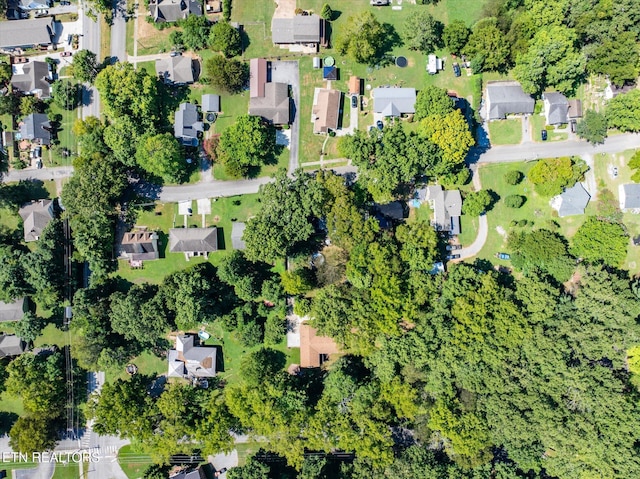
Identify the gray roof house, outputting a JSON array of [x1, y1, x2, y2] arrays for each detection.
[[619, 184, 640, 212], [271, 14, 324, 45], [0, 335, 26, 358], [19, 113, 51, 145], [174, 103, 203, 146], [167, 335, 216, 378], [120, 230, 160, 261], [19, 199, 55, 242], [0, 17, 54, 50], [202, 93, 220, 113], [554, 183, 590, 217], [156, 55, 195, 84], [372, 88, 416, 117], [485, 81, 535, 120], [249, 82, 290, 125], [149, 0, 202, 23], [170, 468, 205, 479], [543, 92, 569, 125], [10, 61, 52, 99], [0, 298, 27, 322], [231, 222, 246, 250], [426, 185, 462, 235], [169, 227, 218, 259]]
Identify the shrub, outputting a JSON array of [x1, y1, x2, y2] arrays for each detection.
[[504, 170, 523, 185], [505, 195, 525, 208]]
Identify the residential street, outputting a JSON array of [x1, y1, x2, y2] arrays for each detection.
[[80, 5, 101, 119], [110, 0, 128, 63], [158, 177, 274, 202]]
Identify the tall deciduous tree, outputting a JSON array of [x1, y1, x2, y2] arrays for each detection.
[[463, 18, 510, 72], [576, 109, 607, 144], [217, 115, 276, 178], [204, 55, 248, 94], [402, 12, 443, 54], [420, 109, 474, 169], [209, 21, 242, 57], [71, 49, 100, 83], [443, 19, 470, 55], [414, 86, 454, 121], [335, 11, 387, 65], [179, 14, 211, 51], [52, 80, 80, 110], [571, 217, 628, 266], [606, 90, 640, 133], [135, 133, 186, 184]]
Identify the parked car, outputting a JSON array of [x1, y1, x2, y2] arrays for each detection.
[[445, 254, 460, 260], [541, 129, 548, 141], [34, 146, 42, 158], [351, 95, 358, 108], [570, 120, 576, 133], [446, 244, 462, 251], [496, 252, 511, 260], [60, 1, 71, 4], [452, 62, 461, 77], [612, 167, 618, 178], [170, 51, 182, 57], [60, 51, 72, 57], [376, 120, 384, 130]]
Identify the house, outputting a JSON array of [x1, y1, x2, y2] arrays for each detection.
[[485, 81, 535, 120], [300, 323, 339, 368], [10, 61, 52, 99], [322, 66, 337, 81], [19, 113, 51, 145], [0, 17, 54, 50], [18, 0, 49, 10], [370, 0, 390, 5], [120, 229, 160, 261], [167, 335, 216, 378], [19, 199, 54, 242], [426, 186, 462, 235], [149, 0, 202, 23], [169, 227, 218, 259], [0, 335, 26, 358], [271, 14, 325, 47], [174, 103, 203, 146], [202, 93, 220, 113], [372, 87, 417, 117], [249, 58, 268, 98], [568, 99, 583, 119], [312, 88, 341, 134], [619, 184, 640, 212], [348, 76, 361, 96], [0, 298, 27, 323], [553, 183, 590, 217], [155, 55, 195, 84], [248, 59, 290, 125], [231, 222, 246, 250], [372, 201, 406, 229], [542, 92, 569, 125]]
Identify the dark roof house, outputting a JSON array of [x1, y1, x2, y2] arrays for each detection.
[[19, 199, 54, 242], [0, 335, 26, 358], [174, 103, 203, 146], [0, 17, 54, 50], [231, 222, 246, 250], [426, 186, 462, 235], [202, 93, 220, 113], [568, 99, 583, 119], [149, 0, 202, 23], [555, 183, 590, 217], [167, 335, 216, 378], [485, 81, 535, 120], [169, 227, 218, 259], [271, 14, 324, 45], [10, 61, 51, 99], [323, 66, 337, 81], [19, 113, 51, 145], [619, 184, 640, 211], [156, 55, 195, 84], [0, 298, 27, 323], [120, 230, 160, 261], [312, 88, 341, 134], [372, 87, 416, 117], [249, 82, 290, 125], [542, 92, 569, 125]]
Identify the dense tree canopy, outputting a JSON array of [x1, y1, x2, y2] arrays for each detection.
[[70, 49, 100, 83], [576, 109, 608, 144], [571, 217, 628, 266], [414, 86, 454, 121], [402, 12, 443, 54], [204, 56, 248, 94], [135, 133, 186, 184], [527, 156, 588, 196], [209, 21, 242, 57], [335, 12, 388, 65], [607, 90, 640, 133], [443, 19, 470, 55]]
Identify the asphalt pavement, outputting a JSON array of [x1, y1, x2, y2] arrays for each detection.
[[110, 0, 128, 63], [80, 4, 101, 119]]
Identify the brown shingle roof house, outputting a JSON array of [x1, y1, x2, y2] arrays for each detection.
[[167, 335, 216, 378], [300, 323, 340, 368], [169, 227, 218, 259], [312, 88, 341, 134]]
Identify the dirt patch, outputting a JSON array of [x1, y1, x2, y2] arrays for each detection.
[[273, 0, 296, 19], [137, 16, 176, 52]]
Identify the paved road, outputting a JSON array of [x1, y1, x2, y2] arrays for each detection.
[[2, 166, 74, 183], [110, 0, 128, 63], [13, 460, 54, 479], [158, 177, 273, 202], [270, 61, 300, 173], [475, 132, 640, 163], [80, 5, 101, 119]]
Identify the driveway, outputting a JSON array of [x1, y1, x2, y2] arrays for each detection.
[[14, 461, 54, 479], [270, 61, 300, 173], [273, 0, 296, 18]]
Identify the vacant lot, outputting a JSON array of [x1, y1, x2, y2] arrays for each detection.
[[489, 118, 522, 145]]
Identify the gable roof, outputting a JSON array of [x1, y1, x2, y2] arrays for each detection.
[[11, 61, 51, 99], [121, 230, 160, 260], [375, 201, 406, 220], [169, 227, 218, 253], [0, 298, 27, 322], [19, 113, 51, 145], [323, 66, 337, 80], [202, 93, 220, 112], [168, 335, 216, 377], [156, 56, 194, 84], [619, 184, 640, 210], [543, 92, 569, 125], [149, 0, 202, 23], [372, 88, 416, 116], [250, 58, 268, 98], [271, 15, 322, 44], [249, 82, 290, 124], [0, 335, 26, 358], [348, 76, 361, 96], [568, 99, 583, 119], [19, 199, 54, 242], [174, 103, 203, 141], [312, 88, 341, 134], [557, 183, 590, 217], [300, 323, 339, 368], [485, 81, 535, 120], [0, 17, 53, 49], [427, 186, 462, 234], [231, 222, 246, 250]]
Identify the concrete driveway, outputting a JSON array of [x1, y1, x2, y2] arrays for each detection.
[[270, 61, 300, 173]]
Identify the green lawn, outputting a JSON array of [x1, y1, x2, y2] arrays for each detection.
[[34, 324, 70, 348], [133, 21, 179, 56], [135, 60, 156, 73], [0, 389, 24, 416], [47, 100, 79, 167], [530, 114, 569, 142], [488, 118, 522, 145], [208, 90, 250, 136], [52, 463, 82, 479], [0, 206, 22, 232], [117, 445, 155, 479], [236, 442, 260, 466]]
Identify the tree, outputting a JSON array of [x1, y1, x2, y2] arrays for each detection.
[[576, 109, 608, 144], [0, 62, 12, 85], [209, 21, 242, 57], [462, 190, 492, 216], [179, 14, 211, 51], [0, 93, 19, 116], [335, 12, 387, 65], [0, 245, 30, 302], [586, 32, 640, 87], [413, 86, 454, 121], [204, 55, 248, 94], [71, 49, 100, 83], [508, 229, 575, 282], [280, 268, 315, 295], [217, 115, 276, 177], [463, 18, 510, 72], [571, 217, 628, 266], [504, 195, 525, 208], [227, 457, 270, 479], [9, 416, 57, 454], [20, 96, 41, 116], [528, 156, 588, 196], [240, 347, 286, 386], [420, 109, 474, 169], [629, 150, 640, 183], [14, 312, 47, 344], [443, 19, 470, 55], [135, 133, 186, 183], [606, 90, 640, 132], [504, 170, 523, 185], [52, 80, 81, 110], [104, 116, 142, 166], [320, 3, 333, 21], [402, 12, 443, 54]]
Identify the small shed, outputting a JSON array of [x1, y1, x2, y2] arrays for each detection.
[[202, 94, 220, 113], [323, 66, 338, 81], [2, 131, 13, 148], [231, 222, 246, 250], [313, 57, 321, 69], [348, 76, 361, 96], [427, 54, 437, 74]]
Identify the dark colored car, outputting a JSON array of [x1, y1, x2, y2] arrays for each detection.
[[446, 245, 462, 251], [570, 120, 576, 133], [60, 1, 71, 4], [351, 95, 358, 108], [453, 62, 461, 77], [170, 51, 182, 57], [376, 120, 384, 130], [34, 146, 42, 158], [445, 254, 460, 260], [541, 129, 548, 141], [496, 253, 511, 260]]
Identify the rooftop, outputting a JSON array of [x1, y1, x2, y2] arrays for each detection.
[[271, 14, 322, 44], [372, 87, 416, 116], [249, 82, 290, 125], [19, 199, 54, 242], [156, 55, 195, 84], [485, 81, 535, 120], [0, 17, 53, 49], [169, 227, 218, 253], [312, 88, 341, 134]]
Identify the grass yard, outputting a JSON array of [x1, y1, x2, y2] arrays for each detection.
[[47, 101, 79, 167], [52, 463, 82, 479], [530, 114, 569, 142], [208, 91, 250, 135], [488, 118, 522, 145], [0, 206, 22, 232], [236, 442, 260, 466], [100, 16, 111, 63], [133, 20, 179, 56], [0, 389, 24, 416], [117, 445, 155, 479], [136, 60, 156, 73], [34, 324, 70, 348]]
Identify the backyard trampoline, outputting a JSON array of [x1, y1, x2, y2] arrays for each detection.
[[395, 56, 408, 68]]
